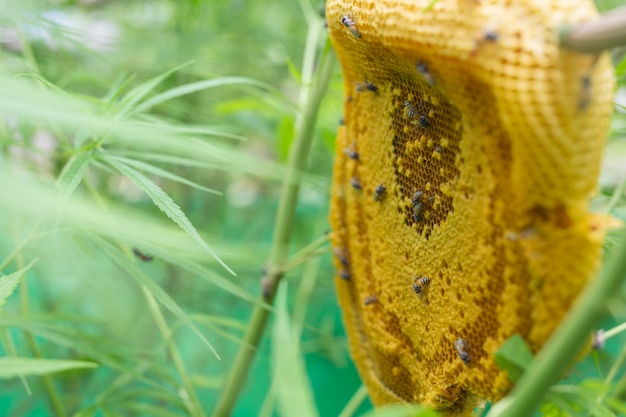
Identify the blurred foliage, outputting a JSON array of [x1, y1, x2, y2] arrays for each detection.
[[0, 0, 624, 417]]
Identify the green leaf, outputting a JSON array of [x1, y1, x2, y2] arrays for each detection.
[[106, 155, 221, 195], [128, 76, 272, 116], [277, 116, 295, 163], [494, 334, 534, 382], [57, 152, 93, 199], [0, 357, 97, 378], [0, 328, 31, 394], [615, 55, 626, 77], [104, 157, 234, 275], [116, 61, 195, 116], [272, 284, 319, 417], [1, 316, 165, 389], [94, 237, 221, 360], [606, 397, 626, 415], [0, 258, 38, 308]]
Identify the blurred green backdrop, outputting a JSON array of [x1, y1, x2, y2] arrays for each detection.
[[0, 0, 625, 417]]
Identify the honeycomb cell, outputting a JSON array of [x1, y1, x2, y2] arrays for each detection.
[[328, 0, 614, 414]]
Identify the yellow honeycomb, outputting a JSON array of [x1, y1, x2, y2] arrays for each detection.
[[327, 0, 615, 414]]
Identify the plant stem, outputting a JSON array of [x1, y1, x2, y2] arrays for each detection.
[[210, 46, 335, 417], [15, 245, 66, 417], [559, 7, 626, 53], [487, 229, 626, 417], [142, 287, 205, 417], [338, 385, 369, 417]]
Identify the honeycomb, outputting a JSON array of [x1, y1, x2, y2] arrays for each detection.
[[327, 0, 615, 414]]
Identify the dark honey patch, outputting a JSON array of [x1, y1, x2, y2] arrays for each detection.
[[390, 78, 462, 237]]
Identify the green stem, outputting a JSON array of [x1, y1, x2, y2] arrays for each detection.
[[338, 385, 368, 417], [210, 47, 335, 417], [142, 287, 205, 417], [282, 233, 329, 272], [559, 7, 626, 53], [487, 229, 626, 417], [604, 320, 626, 340], [606, 175, 626, 214], [16, 251, 66, 417]]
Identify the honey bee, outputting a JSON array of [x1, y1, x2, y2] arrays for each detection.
[[471, 28, 499, 57], [483, 30, 499, 42], [373, 184, 386, 201], [333, 246, 349, 267], [404, 100, 430, 129], [338, 269, 350, 280], [364, 295, 379, 305], [579, 75, 591, 111], [592, 329, 605, 350], [454, 338, 471, 365], [412, 275, 431, 294], [412, 190, 425, 222], [261, 275, 271, 298], [132, 248, 153, 262], [350, 176, 362, 190], [415, 60, 435, 86], [344, 147, 359, 160], [341, 15, 361, 38], [355, 78, 378, 93]]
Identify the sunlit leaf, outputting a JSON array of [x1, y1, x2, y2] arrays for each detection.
[[128, 76, 273, 116], [94, 237, 221, 360], [0, 357, 97, 378], [104, 156, 234, 275], [106, 155, 221, 195], [57, 152, 94, 199], [494, 334, 534, 382], [272, 284, 319, 417], [0, 259, 38, 308], [116, 61, 195, 116]]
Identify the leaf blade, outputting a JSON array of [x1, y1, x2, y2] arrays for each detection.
[[104, 157, 234, 275], [0, 357, 97, 379]]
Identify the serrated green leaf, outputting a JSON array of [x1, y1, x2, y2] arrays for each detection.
[[273, 284, 319, 417], [494, 334, 534, 382], [0, 328, 31, 394], [127, 120, 246, 141], [116, 61, 195, 116], [57, 152, 93, 199], [128, 76, 272, 116], [106, 155, 221, 195], [114, 152, 223, 170], [14, 72, 72, 97], [103, 73, 137, 105], [104, 157, 234, 275], [0, 357, 97, 378], [0, 316, 164, 389], [0, 258, 38, 308], [94, 237, 221, 360]]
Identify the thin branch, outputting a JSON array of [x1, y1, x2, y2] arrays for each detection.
[[487, 229, 626, 417], [559, 7, 626, 53], [210, 45, 336, 417]]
